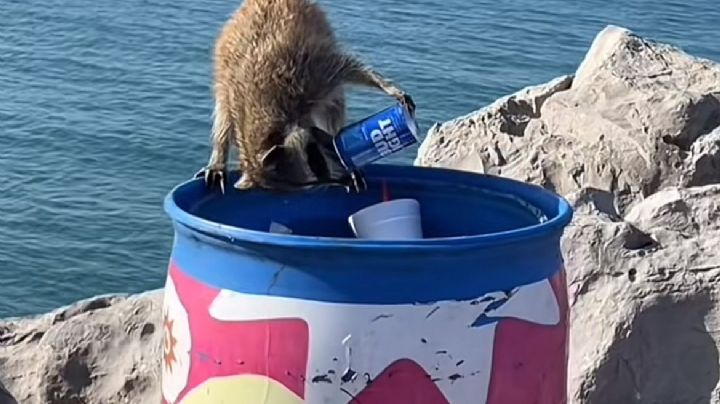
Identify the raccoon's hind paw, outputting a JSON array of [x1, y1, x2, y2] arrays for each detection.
[[233, 173, 255, 191], [194, 165, 227, 194]]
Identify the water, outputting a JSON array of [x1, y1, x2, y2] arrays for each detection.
[[1, 0, 719, 318]]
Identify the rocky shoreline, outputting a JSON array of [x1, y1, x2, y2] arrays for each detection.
[[2, 25, 720, 403]]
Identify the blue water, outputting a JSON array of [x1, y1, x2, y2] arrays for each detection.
[[2, 0, 719, 318]]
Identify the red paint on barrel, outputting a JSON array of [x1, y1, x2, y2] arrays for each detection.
[[353, 359, 450, 404], [168, 262, 310, 400], [485, 268, 569, 404]]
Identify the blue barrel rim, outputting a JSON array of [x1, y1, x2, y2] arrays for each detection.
[[163, 164, 573, 250]]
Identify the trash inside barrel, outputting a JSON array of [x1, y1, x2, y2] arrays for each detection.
[[160, 164, 574, 404]]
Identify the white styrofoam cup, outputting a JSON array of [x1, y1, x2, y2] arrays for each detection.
[[348, 198, 423, 240]]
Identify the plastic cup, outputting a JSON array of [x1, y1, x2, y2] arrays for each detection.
[[349, 199, 423, 240], [268, 221, 293, 235]]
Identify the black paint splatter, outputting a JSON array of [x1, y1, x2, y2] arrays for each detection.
[[425, 306, 440, 318], [341, 368, 357, 383], [448, 373, 463, 382], [364, 372, 373, 385], [484, 297, 509, 313], [311, 374, 332, 384], [371, 314, 394, 322]]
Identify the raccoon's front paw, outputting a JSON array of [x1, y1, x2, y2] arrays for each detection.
[[194, 165, 227, 194], [344, 170, 367, 194], [396, 92, 416, 116]]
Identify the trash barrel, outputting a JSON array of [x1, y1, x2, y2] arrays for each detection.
[[160, 164, 573, 404]]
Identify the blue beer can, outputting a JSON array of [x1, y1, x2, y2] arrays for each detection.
[[334, 103, 419, 170]]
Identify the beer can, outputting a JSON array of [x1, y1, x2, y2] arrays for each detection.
[[334, 103, 419, 170]]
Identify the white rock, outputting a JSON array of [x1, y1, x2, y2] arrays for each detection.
[[418, 26, 720, 215], [0, 292, 162, 404], [414, 75, 573, 176], [565, 185, 720, 403]]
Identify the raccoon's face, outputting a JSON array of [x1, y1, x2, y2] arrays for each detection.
[[259, 126, 348, 192]]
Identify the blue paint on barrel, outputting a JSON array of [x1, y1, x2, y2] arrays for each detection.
[[161, 164, 574, 403]]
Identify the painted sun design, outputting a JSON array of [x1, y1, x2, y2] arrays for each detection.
[[163, 311, 178, 372]]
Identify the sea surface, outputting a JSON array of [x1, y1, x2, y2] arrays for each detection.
[[1, 0, 719, 317]]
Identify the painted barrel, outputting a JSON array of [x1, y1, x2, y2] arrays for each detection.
[[160, 164, 573, 404]]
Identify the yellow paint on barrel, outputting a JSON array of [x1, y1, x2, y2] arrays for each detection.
[[180, 374, 303, 404]]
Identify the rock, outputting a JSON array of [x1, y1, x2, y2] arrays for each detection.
[[417, 25, 720, 403], [565, 185, 720, 403], [416, 25, 720, 215], [415, 75, 573, 176], [685, 126, 720, 187], [0, 292, 162, 404]]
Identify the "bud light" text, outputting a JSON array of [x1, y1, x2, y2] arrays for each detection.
[[370, 118, 404, 157]]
